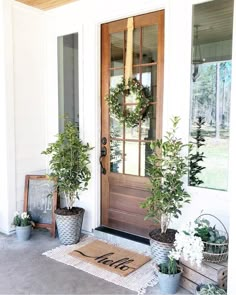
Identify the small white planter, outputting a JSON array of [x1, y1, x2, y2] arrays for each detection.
[[15, 225, 32, 241]]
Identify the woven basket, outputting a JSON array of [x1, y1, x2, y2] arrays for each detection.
[[196, 214, 228, 263]]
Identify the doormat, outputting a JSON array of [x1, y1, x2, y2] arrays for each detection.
[[43, 236, 158, 295], [69, 239, 150, 277]]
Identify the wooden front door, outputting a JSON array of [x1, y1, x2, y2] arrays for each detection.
[[101, 11, 164, 238]]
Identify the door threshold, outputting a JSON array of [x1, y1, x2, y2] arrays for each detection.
[[94, 226, 150, 245]]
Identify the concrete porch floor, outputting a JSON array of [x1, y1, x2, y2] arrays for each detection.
[[0, 229, 191, 295]]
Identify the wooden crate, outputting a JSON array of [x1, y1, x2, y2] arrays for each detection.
[[180, 258, 227, 294]]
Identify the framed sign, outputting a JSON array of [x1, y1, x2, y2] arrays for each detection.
[[24, 175, 57, 237]]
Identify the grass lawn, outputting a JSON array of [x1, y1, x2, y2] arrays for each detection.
[[193, 137, 229, 191]]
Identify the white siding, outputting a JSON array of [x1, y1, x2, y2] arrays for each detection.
[[13, 4, 46, 213], [0, 0, 16, 234]]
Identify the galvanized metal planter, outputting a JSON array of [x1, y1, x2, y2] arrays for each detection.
[[56, 208, 85, 245], [15, 225, 32, 241], [149, 229, 175, 264]]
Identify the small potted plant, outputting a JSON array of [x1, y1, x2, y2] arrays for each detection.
[[194, 214, 228, 263], [195, 284, 227, 295], [140, 116, 191, 263], [13, 211, 34, 241], [155, 256, 182, 294], [42, 120, 93, 245]]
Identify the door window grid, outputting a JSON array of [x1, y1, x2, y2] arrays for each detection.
[[109, 25, 158, 176]]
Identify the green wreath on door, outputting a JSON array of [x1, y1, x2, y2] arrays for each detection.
[[106, 77, 152, 128]]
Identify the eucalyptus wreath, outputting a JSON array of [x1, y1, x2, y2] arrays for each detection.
[[106, 77, 152, 127]]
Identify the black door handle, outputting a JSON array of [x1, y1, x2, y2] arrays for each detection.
[[100, 146, 107, 174]]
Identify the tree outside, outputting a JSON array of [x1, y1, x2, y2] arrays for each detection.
[[190, 61, 231, 190]]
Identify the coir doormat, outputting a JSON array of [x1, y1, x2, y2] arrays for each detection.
[[43, 236, 158, 295], [69, 240, 150, 277]]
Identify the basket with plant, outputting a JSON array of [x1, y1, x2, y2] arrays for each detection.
[[195, 214, 228, 263], [195, 284, 227, 295]]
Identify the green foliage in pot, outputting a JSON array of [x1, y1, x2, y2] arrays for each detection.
[[140, 116, 191, 234], [158, 257, 180, 275], [194, 217, 227, 254], [197, 284, 227, 295], [42, 120, 93, 210], [195, 218, 227, 244], [13, 212, 33, 227]]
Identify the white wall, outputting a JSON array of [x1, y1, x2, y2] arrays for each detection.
[[13, 4, 46, 215], [0, 0, 16, 234]]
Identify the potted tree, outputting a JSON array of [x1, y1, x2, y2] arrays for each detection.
[[42, 120, 93, 245], [140, 116, 191, 263]]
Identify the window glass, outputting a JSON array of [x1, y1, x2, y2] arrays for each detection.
[[189, 0, 233, 190], [57, 33, 78, 132]]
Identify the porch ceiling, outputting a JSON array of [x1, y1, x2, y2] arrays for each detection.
[[194, 0, 233, 44], [15, 0, 233, 45], [15, 0, 79, 10]]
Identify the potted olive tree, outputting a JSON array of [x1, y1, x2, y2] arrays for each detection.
[[140, 116, 191, 263], [42, 120, 93, 245]]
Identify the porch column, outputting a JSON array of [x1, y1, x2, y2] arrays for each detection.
[[0, 0, 16, 234]]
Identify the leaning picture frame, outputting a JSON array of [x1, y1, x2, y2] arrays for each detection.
[[23, 175, 57, 237]]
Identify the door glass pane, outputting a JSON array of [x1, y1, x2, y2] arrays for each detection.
[[133, 67, 141, 81], [110, 117, 123, 139], [133, 28, 140, 65], [140, 142, 152, 177], [57, 33, 78, 132], [110, 140, 123, 173], [110, 69, 123, 87], [142, 66, 157, 102], [124, 141, 139, 175], [141, 104, 156, 140], [125, 91, 138, 103], [189, 0, 233, 190], [108, 18, 160, 177], [125, 125, 139, 140], [132, 66, 157, 103], [142, 25, 157, 63], [111, 32, 124, 68]]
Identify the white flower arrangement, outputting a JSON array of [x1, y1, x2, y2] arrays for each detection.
[[169, 222, 204, 266], [13, 211, 32, 227]]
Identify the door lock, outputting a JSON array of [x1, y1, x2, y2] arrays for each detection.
[[101, 137, 107, 145], [100, 146, 107, 174]]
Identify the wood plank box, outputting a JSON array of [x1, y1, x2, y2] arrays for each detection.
[[180, 258, 227, 294]]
